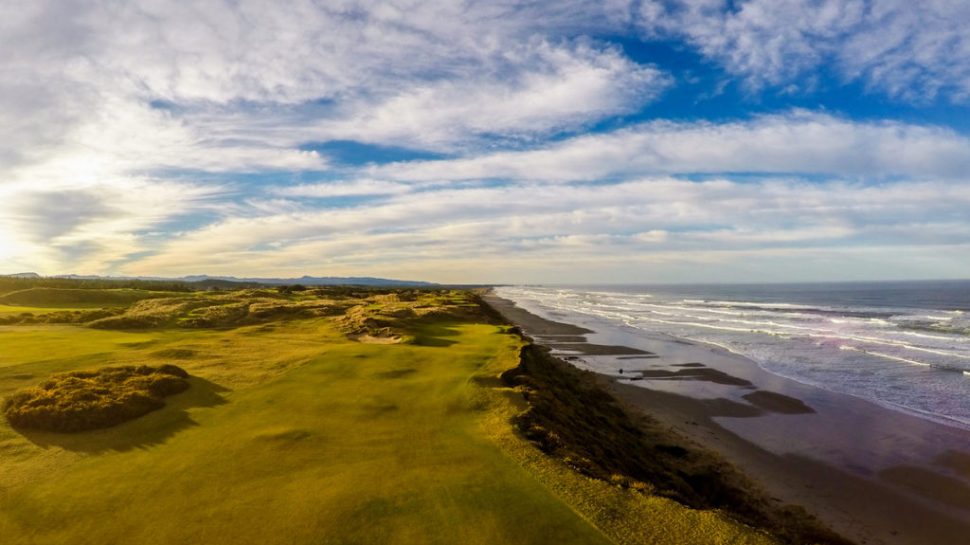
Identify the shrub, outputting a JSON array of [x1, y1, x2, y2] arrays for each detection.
[[3, 365, 190, 432], [277, 284, 307, 294]]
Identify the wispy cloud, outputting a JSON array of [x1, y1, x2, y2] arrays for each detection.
[[311, 40, 670, 149], [124, 178, 970, 281], [638, 0, 970, 101], [369, 112, 970, 182], [274, 180, 413, 198], [0, 179, 219, 274], [2, 1, 968, 280]]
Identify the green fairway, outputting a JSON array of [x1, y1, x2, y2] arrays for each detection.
[[0, 288, 773, 545], [0, 305, 86, 316]]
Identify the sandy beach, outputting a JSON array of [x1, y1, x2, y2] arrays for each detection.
[[484, 293, 970, 545]]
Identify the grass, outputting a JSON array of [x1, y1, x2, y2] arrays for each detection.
[[0, 305, 89, 317], [0, 286, 777, 545], [0, 287, 181, 308]]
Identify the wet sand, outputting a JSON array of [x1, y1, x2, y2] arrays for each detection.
[[484, 293, 970, 545]]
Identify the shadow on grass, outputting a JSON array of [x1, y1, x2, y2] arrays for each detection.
[[409, 321, 461, 347], [16, 377, 229, 453]]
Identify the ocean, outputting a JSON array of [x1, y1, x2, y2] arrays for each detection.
[[496, 280, 970, 430]]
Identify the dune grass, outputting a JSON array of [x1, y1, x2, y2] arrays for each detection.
[[4, 364, 190, 432], [0, 287, 775, 545]]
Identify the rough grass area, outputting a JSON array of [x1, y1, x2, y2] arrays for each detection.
[[0, 307, 122, 325], [3, 365, 189, 432], [336, 290, 484, 343], [0, 287, 177, 308], [502, 343, 852, 545], [86, 290, 350, 330]]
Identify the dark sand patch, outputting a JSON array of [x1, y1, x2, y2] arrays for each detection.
[[631, 368, 754, 386], [617, 355, 661, 360], [699, 398, 765, 418], [742, 391, 816, 415], [672, 362, 706, 368], [547, 343, 652, 356], [937, 450, 970, 479], [879, 466, 970, 511], [534, 335, 588, 343]]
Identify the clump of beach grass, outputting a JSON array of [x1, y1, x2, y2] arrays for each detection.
[[3, 364, 190, 432]]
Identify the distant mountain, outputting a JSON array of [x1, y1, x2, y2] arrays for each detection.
[[50, 273, 435, 287], [0, 272, 41, 279]]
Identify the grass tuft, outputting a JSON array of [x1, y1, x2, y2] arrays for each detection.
[[3, 365, 190, 432]]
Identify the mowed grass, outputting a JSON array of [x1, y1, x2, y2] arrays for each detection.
[[0, 289, 773, 545], [0, 305, 87, 317]]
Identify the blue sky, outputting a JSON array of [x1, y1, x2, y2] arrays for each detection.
[[1, 1, 969, 283]]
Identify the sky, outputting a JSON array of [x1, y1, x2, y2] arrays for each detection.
[[2, 0, 969, 284]]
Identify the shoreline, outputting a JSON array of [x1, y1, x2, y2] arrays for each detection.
[[483, 292, 970, 545]]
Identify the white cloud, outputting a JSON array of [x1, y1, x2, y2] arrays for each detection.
[[638, 0, 970, 100], [122, 178, 970, 281], [0, 180, 219, 274], [0, 1, 666, 275], [3, 1, 968, 281], [309, 40, 669, 149], [274, 180, 413, 198], [0, 1, 665, 182], [368, 112, 970, 182]]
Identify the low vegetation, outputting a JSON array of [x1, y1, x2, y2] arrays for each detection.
[[4, 364, 190, 432], [336, 290, 479, 343]]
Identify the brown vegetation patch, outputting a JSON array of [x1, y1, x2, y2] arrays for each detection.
[[3, 365, 190, 432]]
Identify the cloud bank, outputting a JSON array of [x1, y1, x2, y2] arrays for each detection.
[[2, 1, 968, 281]]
